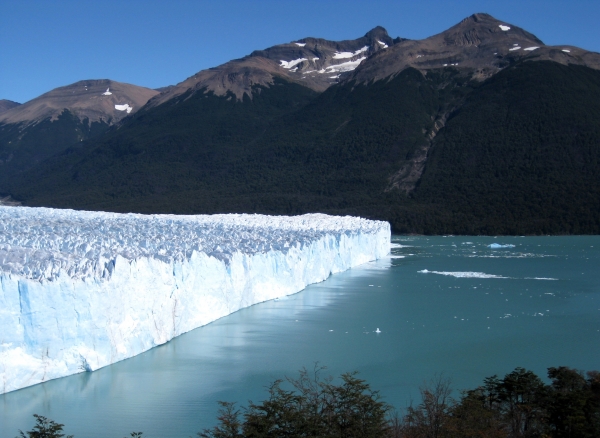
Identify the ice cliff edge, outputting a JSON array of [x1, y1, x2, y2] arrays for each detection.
[[0, 207, 390, 394]]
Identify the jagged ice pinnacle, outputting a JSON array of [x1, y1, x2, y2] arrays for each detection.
[[0, 207, 390, 394]]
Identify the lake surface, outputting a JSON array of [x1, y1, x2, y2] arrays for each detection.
[[2, 236, 599, 437]]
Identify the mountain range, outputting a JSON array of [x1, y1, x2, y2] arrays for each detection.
[[1, 13, 599, 234]]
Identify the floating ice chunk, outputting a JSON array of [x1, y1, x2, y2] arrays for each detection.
[[294, 42, 306, 47], [418, 270, 509, 279], [280, 58, 308, 69], [333, 46, 369, 59], [509, 47, 521, 51], [523, 46, 540, 51], [499, 25, 511, 31], [102, 88, 112, 95], [488, 243, 515, 248], [114, 104, 133, 113]]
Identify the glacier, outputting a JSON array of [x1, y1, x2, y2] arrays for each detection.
[[0, 207, 390, 394]]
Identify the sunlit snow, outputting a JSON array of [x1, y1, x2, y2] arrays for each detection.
[[114, 104, 133, 113], [322, 57, 367, 73], [333, 46, 369, 59], [294, 42, 306, 47], [509, 47, 521, 51], [499, 25, 511, 31], [280, 58, 308, 69], [102, 88, 112, 96], [377, 40, 388, 48], [562, 49, 571, 52], [523, 47, 540, 51]]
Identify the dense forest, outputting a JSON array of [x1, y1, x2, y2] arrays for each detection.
[[16, 365, 600, 437], [3, 61, 600, 235]]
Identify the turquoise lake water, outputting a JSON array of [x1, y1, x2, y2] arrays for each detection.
[[1, 236, 599, 437]]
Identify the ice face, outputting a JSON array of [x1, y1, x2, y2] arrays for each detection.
[[0, 207, 390, 394]]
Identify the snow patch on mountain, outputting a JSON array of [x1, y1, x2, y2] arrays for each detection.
[[114, 103, 133, 113], [280, 58, 308, 69], [499, 25, 511, 31], [323, 57, 367, 73], [333, 46, 369, 59]]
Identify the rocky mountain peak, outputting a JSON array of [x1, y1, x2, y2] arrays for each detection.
[[348, 13, 599, 85], [364, 26, 391, 40], [147, 28, 396, 106]]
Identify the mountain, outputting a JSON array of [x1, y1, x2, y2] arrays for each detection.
[[0, 80, 158, 182], [0, 100, 20, 114], [3, 14, 600, 235], [350, 13, 600, 84], [146, 26, 394, 107], [0, 79, 158, 126]]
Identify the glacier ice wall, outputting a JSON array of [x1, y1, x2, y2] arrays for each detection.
[[0, 207, 390, 394]]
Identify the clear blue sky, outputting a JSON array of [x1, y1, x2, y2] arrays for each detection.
[[2, 0, 599, 104]]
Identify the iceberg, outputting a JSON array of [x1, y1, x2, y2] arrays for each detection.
[[488, 243, 516, 249], [0, 207, 389, 394]]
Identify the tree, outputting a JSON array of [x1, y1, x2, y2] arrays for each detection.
[[16, 414, 74, 438], [396, 374, 454, 438], [199, 366, 391, 438], [544, 367, 600, 438], [496, 367, 547, 437]]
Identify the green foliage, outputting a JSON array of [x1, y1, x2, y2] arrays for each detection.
[[398, 366, 600, 438], [0, 110, 109, 185], [412, 61, 600, 234], [199, 366, 391, 438], [4, 62, 600, 235], [16, 414, 73, 438]]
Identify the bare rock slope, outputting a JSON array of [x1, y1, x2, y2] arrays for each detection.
[[148, 27, 395, 106], [0, 80, 159, 126], [350, 13, 600, 84]]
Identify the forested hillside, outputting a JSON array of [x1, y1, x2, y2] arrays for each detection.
[[4, 61, 600, 234]]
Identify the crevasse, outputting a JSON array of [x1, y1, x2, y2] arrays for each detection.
[[0, 207, 390, 394]]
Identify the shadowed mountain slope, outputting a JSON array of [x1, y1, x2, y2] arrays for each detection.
[[3, 14, 600, 234]]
